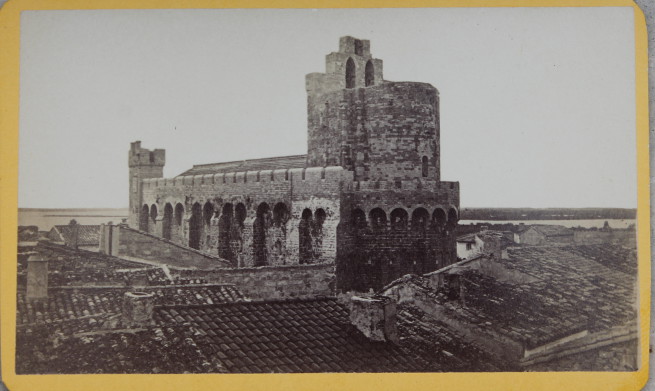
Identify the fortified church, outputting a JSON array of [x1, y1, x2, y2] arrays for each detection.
[[128, 36, 460, 292]]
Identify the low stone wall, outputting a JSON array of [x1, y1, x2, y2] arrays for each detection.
[[116, 226, 230, 269], [177, 263, 336, 300]]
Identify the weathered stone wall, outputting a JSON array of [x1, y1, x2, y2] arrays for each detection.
[[307, 82, 440, 183], [135, 167, 351, 268], [116, 226, 230, 269], [336, 184, 460, 292], [128, 141, 165, 227], [177, 263, 335, 300]]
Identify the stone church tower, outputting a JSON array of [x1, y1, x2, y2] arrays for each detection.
[[127, 36, 459, 293]]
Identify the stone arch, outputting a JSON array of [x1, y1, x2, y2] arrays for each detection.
[[447, 207, 459, 227], [432, 208, 447, 230], [369, 208, 387, 230], [312, 208, 327, 261], [346, 57, 356, 89], [390, 208, 408, 230], [315, 208, 326, 227], [162, 203, 173, 240], [150, 204, 158, 223], [411, 207, 430, 230], [365, 60, 374, 87], [203, 202, 214, 226], [299, 208, 313, 264], [188, 202, 202, 249], [202, 201, 215, 248], [422, 156, 429, 178], [235, 203, 247, 227], [273, 202, 289, 226], [253, 202, 271, 266], [218, 203, 233, 261], [352, 208, 367, 229], [140, 204, 149, 232], [174, 203, 184, 226]]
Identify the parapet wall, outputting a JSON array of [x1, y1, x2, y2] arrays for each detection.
[[176, 263, 335, 300]]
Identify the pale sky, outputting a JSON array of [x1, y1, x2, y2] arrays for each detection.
[[18, 7, 636, 208]]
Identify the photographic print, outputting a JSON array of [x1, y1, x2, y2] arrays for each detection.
[[2, 3, 649, 390]]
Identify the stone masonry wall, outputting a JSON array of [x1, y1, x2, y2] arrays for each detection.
[[307, 82, 440, 183], [177, 263, 335, 300], [135, 166, 352, 268]]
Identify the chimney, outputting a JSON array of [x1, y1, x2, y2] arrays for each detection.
[[349, 295, 398, 343], [26, 255, 48, 300], [122, 291, 155, 327], [68, 219, 79, 249]]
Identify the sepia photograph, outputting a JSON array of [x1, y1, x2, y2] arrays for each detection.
[[7, 4, 646, 381]]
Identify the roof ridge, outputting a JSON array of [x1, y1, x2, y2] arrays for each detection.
[[155, 296, 336, 311], [190, 154, 308, 168]]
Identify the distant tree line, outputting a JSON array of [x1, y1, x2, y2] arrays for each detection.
[[459, 208, 636, 221]]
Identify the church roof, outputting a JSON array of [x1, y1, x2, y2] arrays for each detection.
[[178, 154, 308, 176]]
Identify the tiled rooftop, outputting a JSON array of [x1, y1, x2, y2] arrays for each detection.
[[17, 285, 246, 327], [154, 298, 433, 373], [411, 244, 637, 349], [18, 242, 161, 287], [396, 304, 514, 371], [179, 154, 307, 176], [561, 244, 637, 275], [16, 325, 226, 374], [52, 224, 100, 246], [518, 224, 572, 236]]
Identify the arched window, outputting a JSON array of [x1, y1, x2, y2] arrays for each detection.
[[162, 203, 173, 240], [352, 208, 367, 229], [299, 209, 313, 264], [345, 58, 356, 89], [174, 203, 184, 226], [369, 208, 387, 230], [188, 203, 202, 249], [235, 203, 247, 227], [140, 204, 150, 232], [411, 208, 430, 231], [365, 60, 374, 87], [218, 203, 234, 261], [273, 202, 289, 226], [150, 204, 158, 223], [203, 201, 214, 226], [447, 208, 459, 227], [432, 208, 447, 231], [421, 156, 429, 178], [390, 208, 408, 230], [315, 208, 326, 229], [254, 203, 271, 266]]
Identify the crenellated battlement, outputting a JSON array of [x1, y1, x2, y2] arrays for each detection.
[[129, 141, 165, 167], [141, 166, 348, 189]]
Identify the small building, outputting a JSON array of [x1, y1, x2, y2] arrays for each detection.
[[514, 224, 573, 246], [456, 228, 513, 260], [46, 220, 100, 251]]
